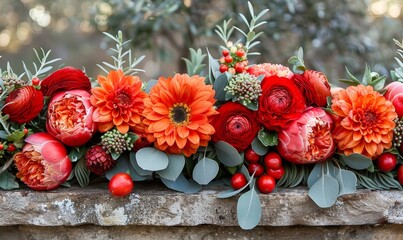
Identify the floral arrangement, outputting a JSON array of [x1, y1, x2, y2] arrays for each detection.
[[1, 2, 403, 230]]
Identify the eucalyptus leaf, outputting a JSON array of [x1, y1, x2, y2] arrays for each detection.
[[341, 154, 373, 170], [214, 73, 230, 101], [237, 187, 262, 230], [129, 151, 153, 176], [251, 137, 268, 156], [157, 154, 185, 181], [6, 130, 25, 142], [217, 174, 255, 198], [160, 173, 202, 193], [0, 171, 19, 190], [136, 147, 169, 171], [68, 147, 86, 163], [335, 169, 357, 196], [192, 157, 219, 185], [215, 141, 242, 167], [307, 163, 323, 188], [207, 48, 220, 83], [111, 152, 121, 160], [145, 79, 158, 93], [308, 174, 339, 208]]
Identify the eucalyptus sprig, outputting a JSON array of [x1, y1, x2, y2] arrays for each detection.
[[98, 31, 145, 76], [339, 64, 386, 92], [182, 48, 206, 76], [22, 48, 61, 83]]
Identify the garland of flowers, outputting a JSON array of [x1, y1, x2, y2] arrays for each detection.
[[1, 2, 403, 230]]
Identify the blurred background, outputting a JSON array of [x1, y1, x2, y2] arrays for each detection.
[[0, 0, 402, 83]]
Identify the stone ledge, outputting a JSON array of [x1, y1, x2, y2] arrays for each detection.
[[1, 182, 403, 227]]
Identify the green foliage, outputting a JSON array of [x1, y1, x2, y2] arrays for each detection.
[[214, 141, 243, 167], [392, 39, 403, 81], [288, 47, 306, 73], [277, 162, 310, 188], [0, 170, 19, 190], [74, 157, 90, 188], [355, 170, 402, 190], [251, 137, 268, 156], [340, 153, 373, 170], [182, 48, 207, 76], [160, 173, 202, 193], [98, 31, 145, 76], [339, 65, 386, 91], [157, 154, 185, 181], [237, 186, 262, 230], [22, 48, 61, 81], [136, 147, 169, 171], [192, 157, 219, 185], [257, 128, 278, 147]]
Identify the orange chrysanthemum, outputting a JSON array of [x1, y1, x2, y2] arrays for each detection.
[[142, 74, 217, 157], [331, 85, 397, 159], [91, 70, 147, 134]]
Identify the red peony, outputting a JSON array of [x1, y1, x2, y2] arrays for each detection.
[[212, 102, 261, 152], [40, 67, 91, 98], [293, 70, 331, 107], [277, 107, 335, 164], [384, 81, 403, 117], [3, 86, 44, 124], [46, 89, 96, 147], [258, 76, 306, 131], [13, 132, 72, 191]]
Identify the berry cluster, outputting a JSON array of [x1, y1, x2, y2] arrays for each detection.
[[224, 73, 262, 105], [230, 148, 285, 194], [219, 42, 248, 74], [393, 117, 403, 148], [101, 128, 135, 155]]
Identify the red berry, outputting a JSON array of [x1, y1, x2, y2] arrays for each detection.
[[222, 49, 230, 57], [23, 128, 29, 135], [224, 55, 233, 63], [236, 49, 245, 57], [32, 77, 40, 86], [257, 175, 276, 194], [7, 143, 16, 152], [397, 165, 403, 185], [219, 64, 228, 73], [263, 152, 282, 170], [377, 153, 397, 172], [234, 62, 244, 73], [108, 173, 134, 197], [230, 173, 247, 190], [248, 162, 264, 177], [0, 143, 4, 151], [267, 166, 285, 180], [245, 147, 260, 162]]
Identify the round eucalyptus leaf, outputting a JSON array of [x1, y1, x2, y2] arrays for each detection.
[[237, 188, 262, 230], [308, 174, 339, 208], [157, 154, 185, 181], [341, 153, 372, 170], [192, 157, 219, 185], [215, 141, 242, 167], [136, 147, 169, 171]]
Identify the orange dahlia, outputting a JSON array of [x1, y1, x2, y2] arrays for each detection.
[[142, 74, 217, 157], [91, 70, 147, 134], [331, 85, 397, 158]]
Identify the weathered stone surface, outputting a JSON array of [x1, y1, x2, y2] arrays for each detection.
[[2, 224, 403, 240], [1, 182, 403, 227]]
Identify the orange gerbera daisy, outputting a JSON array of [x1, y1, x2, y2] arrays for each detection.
[[331, 85, 397, 159], [142, 74, 217, 157], [91, 70, 147, 134]]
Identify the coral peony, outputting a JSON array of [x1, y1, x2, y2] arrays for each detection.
[[293, 70, 331, 107], [13, 132, 72, 191], [91, 70, 147, 134], [247, 63, 294, 80], [258, 75, 306, 131], [41, 67, 91, 97], [3, 86, 44, 124], [142, 74, 217, 157], [212, 102, 261, 152], [384, 81, 403, 117], [331, 85, 397, 158], [277, 107, 335, 164], [46, 89, 96, 147]]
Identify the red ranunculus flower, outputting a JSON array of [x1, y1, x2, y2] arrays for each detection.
[[293, 70, 331, 107], [13, 132, 72, 191], [46, 89, 96, 147], [277, 107, 335, 164], [40, 67, 91, 97], [3, 86, 44, 124], [258, 76, 306, 131], [212, 102, 261, 152]]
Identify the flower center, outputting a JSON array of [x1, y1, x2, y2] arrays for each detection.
[[268, 87, 291, 113], [306, 120, 333, 161], [169, 103, 190, 126], [363, 111, 377, 125], [49, 96, 85, 130], [227, 116, 250, 135], [14, 150, 45, 186], [114, 89, 132, 108]]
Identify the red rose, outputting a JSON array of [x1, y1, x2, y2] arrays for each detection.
[[40, 67, 91, 98], [258, 76, 306, 131], [3, 86, 44, 124], [293, 70, 331, 107], [212, 102, 261, 152]]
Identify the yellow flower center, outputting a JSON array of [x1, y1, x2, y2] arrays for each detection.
[[169, 103, 190, 126]]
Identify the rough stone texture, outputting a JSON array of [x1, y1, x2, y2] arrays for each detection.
[[1, 182, 403, 227], [1, 224, 403, 240]]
